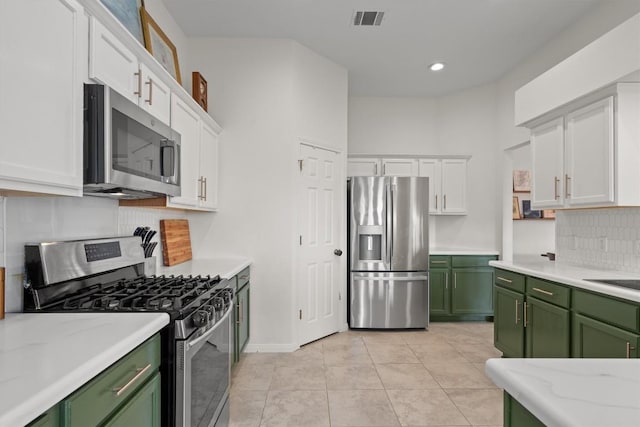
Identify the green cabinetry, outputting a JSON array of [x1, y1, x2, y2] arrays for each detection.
[[503, 393, 544, 427], [429, 255, 497, 321], [233, 266, 251, 365], [573, 313, 639, 358], [27, 334, 161, 427], [494, 270, 570, 358]]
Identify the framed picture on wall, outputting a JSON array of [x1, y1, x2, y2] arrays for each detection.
[[99, 0, 145, 45], [513, 170, 531, 192], [512, 196, 521, 219], [141, 7, 182, 83], [192, 72, 208, 111], [522, 200, 541, 218]]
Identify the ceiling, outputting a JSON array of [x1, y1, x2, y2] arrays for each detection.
[[162, 0, 603, 97]]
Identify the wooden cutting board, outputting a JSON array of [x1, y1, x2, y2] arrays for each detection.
[[160, 219, 193, 266]]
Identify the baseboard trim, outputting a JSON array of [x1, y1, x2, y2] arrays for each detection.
[[243, 343, 299, 353]]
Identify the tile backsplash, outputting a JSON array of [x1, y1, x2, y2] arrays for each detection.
[[556, 207, 640, 274]]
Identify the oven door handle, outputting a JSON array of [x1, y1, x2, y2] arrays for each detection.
[[187, 303, 233, 350]]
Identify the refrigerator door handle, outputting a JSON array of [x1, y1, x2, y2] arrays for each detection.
[[352, 275, 429, 281], [385, 183, 392, 268]]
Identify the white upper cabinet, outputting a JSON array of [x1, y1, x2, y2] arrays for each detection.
[[198, 123, 220, 210], [527, 84, 640, 210], [167, 97, 220, 211], [347, 158, 381, 176], [89, 18, 171, 125], [531, 118, 565, 208], [168, 96, 201, 208], [440, 159, 467, 214], [419, 159, 468, 215], [565, 97, 614, 206], [381, 159, 418, 176], [0, 0, 86, 196]]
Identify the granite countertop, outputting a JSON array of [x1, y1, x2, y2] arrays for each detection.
[[485, 358, 640, 427], [490, 259, 640, 303], [157, 256, 252, 279], [0, 313, 169, 427], [430, 248, 500, 256]]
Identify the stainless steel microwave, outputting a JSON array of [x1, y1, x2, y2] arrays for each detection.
[[83, 84, 181, 199]]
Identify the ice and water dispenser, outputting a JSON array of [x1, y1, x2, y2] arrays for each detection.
[[357, 225, 383, 261]]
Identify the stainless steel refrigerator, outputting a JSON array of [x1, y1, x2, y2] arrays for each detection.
[[348, 176, 429, 329]]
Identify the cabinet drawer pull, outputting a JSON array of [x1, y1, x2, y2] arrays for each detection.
[[626, 342, 635, 359], [523, 302, 528, 328], [431, 261, 448, 264], [445, 274, 448, 290], [496, 276, 512, 284], [532, 287, 553, 296], [435, 194, 438, 210], [443, 194, 447, 210], [453, 272, 457, 289], [145, 78, 153, 105], [515, 299, 520, 324], [554, 176, 560, 200], [203, 177, 207, 201], [565, 174, 571, 198], [112, 364, 151, 396]]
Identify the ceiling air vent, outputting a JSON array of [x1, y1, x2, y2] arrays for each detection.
[[353, 11, 384, 26]]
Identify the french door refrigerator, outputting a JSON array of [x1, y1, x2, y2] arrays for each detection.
[[349, 176, 429, 329]]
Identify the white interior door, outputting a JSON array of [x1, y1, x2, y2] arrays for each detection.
[[298, 143, 341, 345]]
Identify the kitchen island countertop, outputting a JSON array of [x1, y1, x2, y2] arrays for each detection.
[[0, 312, 169, 427], [158, 256, 252, 279], [485, 358, 640, 427], [490, 259, 640, 303]]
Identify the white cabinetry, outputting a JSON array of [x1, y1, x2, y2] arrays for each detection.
[[89, 18, 170, 125], [0, 0, 86, 196], [528, 85, 638, 210], [347, 158, 381, 176], [381, 159, 418, 176], [418, 159, 467, 215], [167, 97, 219, 211]]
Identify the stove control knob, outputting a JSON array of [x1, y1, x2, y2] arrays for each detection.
[[192, 310, 208, 328]]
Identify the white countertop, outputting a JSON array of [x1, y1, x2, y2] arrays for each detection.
[[158, 256, 252, 279], [0, 313, 169, 427], [490, 259, 640, 303], [485, 358, 640, 427], [430, 248, 500, 256]]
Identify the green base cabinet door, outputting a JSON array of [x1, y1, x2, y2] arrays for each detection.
[[504, 393, 545, 427], [572, 313, 639, 358], [236, 283, 250, 356], [102, 373, 161, 427], [494, 286, 524, 357], [27, 405, 60, 427], [451, 268, 494, 314], [525, 297, 570, 358], [429, 269, 450, 316]]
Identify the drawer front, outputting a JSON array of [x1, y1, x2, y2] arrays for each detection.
[[237, 266, 250, 290], [451, 255, 497, 268], [429, 255, 451, 268], [494, 269, 525, 293], [526, 277, 570, 308], [64, 334, 161, 426], [573, 290, 640, 333]]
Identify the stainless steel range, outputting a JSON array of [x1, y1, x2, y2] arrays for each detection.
[[23, 236, 232, 427]]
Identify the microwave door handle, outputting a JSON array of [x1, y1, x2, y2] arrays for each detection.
[[160, 142, 177, 181]]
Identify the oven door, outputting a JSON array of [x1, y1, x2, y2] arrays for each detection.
[[176, 306, 231, 427]]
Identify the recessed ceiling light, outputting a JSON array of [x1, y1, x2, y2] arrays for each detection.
[[429, 62, 445, 72]]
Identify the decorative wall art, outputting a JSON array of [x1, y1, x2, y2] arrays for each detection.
[[513, 170, 531, 192], [522, 200, 542, 219], [141, 7, 182, 83], [512, 196, 521, 220], [192, 72, 208, 112], [100, 0, 145, 44]]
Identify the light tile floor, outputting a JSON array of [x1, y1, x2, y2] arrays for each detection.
[[230, 322, 503, 427]]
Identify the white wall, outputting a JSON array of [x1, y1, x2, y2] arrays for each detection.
[[348, 84, 500, 250], [186, 38, 348, 350]]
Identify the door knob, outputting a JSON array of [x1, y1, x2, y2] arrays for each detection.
[[334, 249, 343, 256]]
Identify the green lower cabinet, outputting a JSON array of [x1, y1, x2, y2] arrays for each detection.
[[572, 313, 640, 358], [236, 282, 250, 358], [494, 286, 524, 357], [525, 297, 570, 358], [451, 268, 494, 315], [504, 393, 545, 427], [428, 269, 450, 316], [102, 373, 161, 427], [27, 405, 60, 427]]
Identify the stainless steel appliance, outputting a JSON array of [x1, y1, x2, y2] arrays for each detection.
[[349, 176, 429, 329], [84, 84, 181, 199], [23, 236, 232, 427]]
